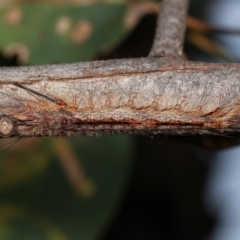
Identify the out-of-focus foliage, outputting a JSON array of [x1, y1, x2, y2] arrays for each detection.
[[186, 16, 230, 60], [0, 137, 133, 240], [0, 4, 128, 64], [0, 0, 231, 65]]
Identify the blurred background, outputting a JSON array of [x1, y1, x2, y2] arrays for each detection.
[[0, 0, 239, 239]]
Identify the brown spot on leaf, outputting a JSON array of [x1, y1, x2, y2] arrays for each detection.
[[55, 16, 72, 35], [4, 7, 23, 26], [70, 20, 93, 44], [4, 43, 30, 64]]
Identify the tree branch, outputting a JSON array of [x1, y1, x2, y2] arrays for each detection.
[[149, 0, 189, 59], [0, 58, 240, 137], [0, 1, 239, 138]]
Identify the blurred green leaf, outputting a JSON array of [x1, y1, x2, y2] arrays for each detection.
[[0, 204, 69, 240], [0, 136, 134, 240], [0, 4, 128, 64]]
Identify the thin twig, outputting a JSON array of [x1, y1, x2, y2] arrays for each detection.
[[187, 16, 240, 35], [149, 0, 189, 59], [53, 138, 94, 196]]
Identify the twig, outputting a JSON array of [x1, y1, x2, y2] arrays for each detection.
[[149, 0, 189, 59], [0, 58, 240, 137], [1, 1, 240, 138], [53, 138, 94, 196], [187, 16, 240, 35]]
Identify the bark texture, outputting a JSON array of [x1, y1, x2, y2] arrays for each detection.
[[149, 0, 189, 58], [1, 0, 239, 138], [0, 58, 240, 137]]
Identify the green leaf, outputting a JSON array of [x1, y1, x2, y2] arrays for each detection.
[[0, 4, 128, 64], [0, 136, 133, 240]]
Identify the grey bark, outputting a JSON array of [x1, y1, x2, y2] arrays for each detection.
[[1, 0, 239, 138], [0, 58, 240, 137], [149, 0, 189, 58]]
